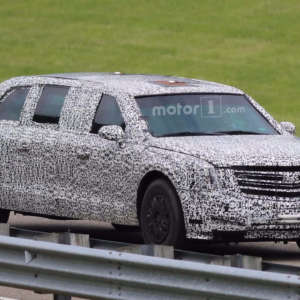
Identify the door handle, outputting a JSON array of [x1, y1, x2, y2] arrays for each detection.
[[76, 148, 91, 160], [18, 140, 31, 152]]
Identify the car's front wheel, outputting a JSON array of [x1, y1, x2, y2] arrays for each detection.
[[140, 178, 185, 247]]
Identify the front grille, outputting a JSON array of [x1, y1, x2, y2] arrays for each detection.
[[233, 166, 300, 198], [233, 166, 300, 172]]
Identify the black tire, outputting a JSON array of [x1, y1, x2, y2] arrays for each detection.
[[0, 209, 10, 223], [112, 224, 140, 232], [140, 178, 185, 247], [296, 240, 300, 249]]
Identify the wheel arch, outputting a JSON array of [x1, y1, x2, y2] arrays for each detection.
[[136, 170, 182, 221]]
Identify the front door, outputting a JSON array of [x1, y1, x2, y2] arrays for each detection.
[[58, 92, 135, 224]]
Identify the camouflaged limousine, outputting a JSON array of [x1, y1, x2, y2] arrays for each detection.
[[0, 72, 299, 247]]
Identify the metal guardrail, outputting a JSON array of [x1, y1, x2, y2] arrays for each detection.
[[8, 225, 300, 276], [0, 235, 300, 300]]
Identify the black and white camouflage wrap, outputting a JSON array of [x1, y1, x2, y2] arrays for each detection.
[[0, 72, 299, 242]]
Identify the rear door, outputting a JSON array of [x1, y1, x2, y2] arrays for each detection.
[[16, 84, 71, 216], [0, 85, 33, 211]]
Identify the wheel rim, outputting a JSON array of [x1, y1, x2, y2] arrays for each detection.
[[144, 194, 170, 243]]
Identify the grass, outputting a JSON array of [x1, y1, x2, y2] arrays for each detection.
[[0, 0, 299, 133]]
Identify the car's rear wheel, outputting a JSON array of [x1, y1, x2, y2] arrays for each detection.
[[140, 178, 185, 247], [0, 209, 10, 223]]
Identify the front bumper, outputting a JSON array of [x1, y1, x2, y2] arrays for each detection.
[[181, 189, 300, 241]]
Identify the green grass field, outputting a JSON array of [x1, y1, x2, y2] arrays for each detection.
[[0, 0, 299, 133]]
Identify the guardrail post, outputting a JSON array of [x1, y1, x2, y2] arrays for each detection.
[[118, 244, 174, 259], [34, 231, 90, 248], [59, 232, 90, 248], [34, 232, 61, 243], [0, 223, 10, 236], [231, 254, 262, 270]]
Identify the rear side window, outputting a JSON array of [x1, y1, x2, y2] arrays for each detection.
[[33, 85, 69, 124], [90, 94, 125, 134], [0, 87, 29, 121]]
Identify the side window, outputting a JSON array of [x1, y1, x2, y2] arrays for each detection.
[[33, 85, 69, 124], [90, 94, 125, 134], [0, 86, 30, 121]]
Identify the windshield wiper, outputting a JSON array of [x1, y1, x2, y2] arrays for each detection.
[[158, 130, 269, 137], [158, 131, 220, 137], [211, 130, 268, 135]]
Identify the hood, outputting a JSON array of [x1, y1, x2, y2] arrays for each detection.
[[148, 135, 300, 167]]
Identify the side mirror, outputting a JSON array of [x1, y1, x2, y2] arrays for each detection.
[[98, 125, 125, 141], [280, 121, 296, 135]]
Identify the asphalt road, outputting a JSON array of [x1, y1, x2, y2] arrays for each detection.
[[1, 213, 300, 299]]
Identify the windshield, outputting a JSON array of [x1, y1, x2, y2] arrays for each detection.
[[136, 94, 278, 137]]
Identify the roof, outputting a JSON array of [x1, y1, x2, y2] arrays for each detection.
[[39, 72, 243, 96]]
